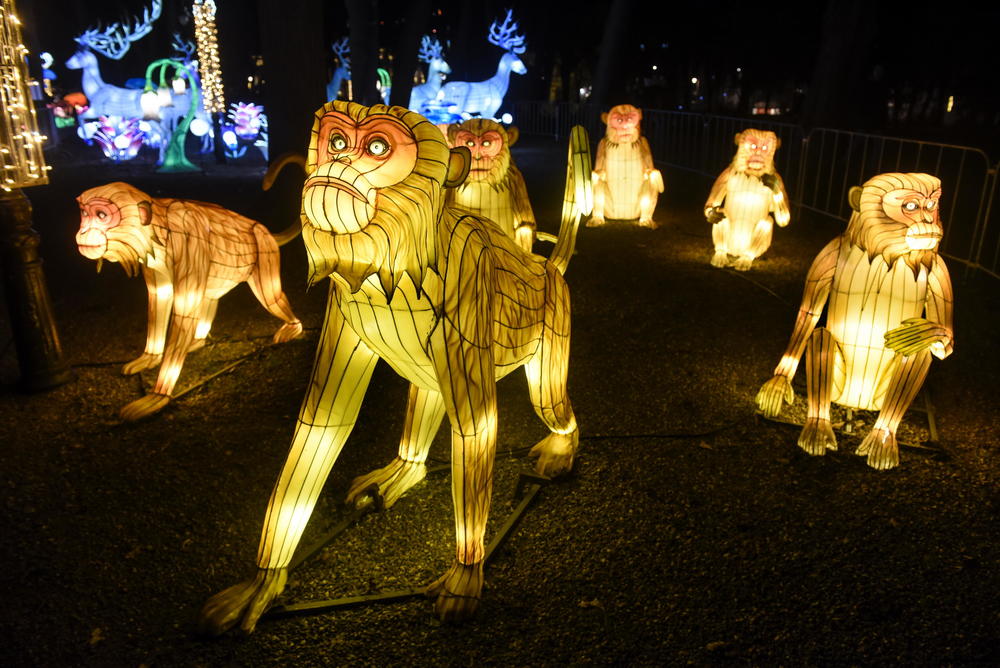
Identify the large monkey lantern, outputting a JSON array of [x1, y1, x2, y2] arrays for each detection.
[[75, 182, 303, 420], [589, 104, 663, 228], [705, 129, 790, 270], [199, 101, 589, 633], [446, 118, 536, 252], [756, 173, 954, 470]]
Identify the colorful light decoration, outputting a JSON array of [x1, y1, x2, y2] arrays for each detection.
[[438, 10, 526, 120], [756, 172, 954, 470], [192, 0, 225, 114], [704, 129, 790, 270], [75, 182, 303, 421], [446, 118, 536, 252], [589, 105, 663, 228], [144, 58, 201, 172], [198, 101, 586, 634], [409, 35, 451, 115], [0, 0, 50, 190], [92, 116, 145, 162], [326, 37, 350, 102]]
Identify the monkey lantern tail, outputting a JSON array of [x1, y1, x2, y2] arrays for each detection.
[[542, 125, 593, 275], [261, 152, 307, 246]]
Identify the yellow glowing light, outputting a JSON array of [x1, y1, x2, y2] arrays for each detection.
[[198, 102, 588, 635], [705, 129, 790, 271], [589, 105, 662, 228], [193, 0, 225, 113], [756, 172, 954, 470], [0, 0, 48, 190], [76, 182, 302, 421], [946, 95, 954, 113]]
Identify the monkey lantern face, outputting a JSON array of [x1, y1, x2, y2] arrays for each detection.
[[607, 108, 640, 143], [736, 132, 776, 175], [455, 129, 503, 181], [304, 111, 419, 234], [76, 196, 120, 259], [883, 187, 943, 251]]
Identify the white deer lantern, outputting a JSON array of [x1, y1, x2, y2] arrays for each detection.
[[326, 37, 351, 102], [438, 10, 526, 120], [408, 35, 451, 115]]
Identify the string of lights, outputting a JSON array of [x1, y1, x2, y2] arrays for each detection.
[[0, 0, 49, 191], [192, 0, 225, 114]]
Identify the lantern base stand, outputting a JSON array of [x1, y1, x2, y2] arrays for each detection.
[[0, 189, 74, 392], [263, 471, 552, 621]]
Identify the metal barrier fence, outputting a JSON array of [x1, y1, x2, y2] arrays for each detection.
[[514, 101, 1000, 280]]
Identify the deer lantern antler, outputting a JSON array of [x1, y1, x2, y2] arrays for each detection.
[[488, 9, 525, 55], [74, 0, 163, 61], [171, 32, 196, 63], [418, 35, 445, 63], [331, 37, 351, 70]]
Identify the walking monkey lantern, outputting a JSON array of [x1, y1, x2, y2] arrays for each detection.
[[75, 182, 303, 420], [199, 101, 591, 633], [705, 129, 790, 270], [589, 104, 663, 228], [756, 172, 953, 470]]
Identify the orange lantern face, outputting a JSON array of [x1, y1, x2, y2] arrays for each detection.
[[756, 172, 954, 471], [606, 105, 641, 143], [198, 102, 587, 635], [454, 129, 505, 181], [733, 130, 778, 176], [75, 182, 302, 422]]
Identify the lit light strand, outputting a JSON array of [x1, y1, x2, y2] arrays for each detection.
[[0, 0, 49, 190], [192, 0, 225, 113]]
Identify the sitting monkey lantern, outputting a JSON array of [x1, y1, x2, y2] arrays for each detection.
[[75, 182, 303, 420], [446, 118, 536, 252], [589, 104, 663, 228], [756, 172, 953, 470], [704, 129, 790, 270], [199, 101, 591, 633]]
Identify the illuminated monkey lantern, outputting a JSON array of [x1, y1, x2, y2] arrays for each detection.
[[756, 173, 953, 470], [446, 118, 536, 252], [75, 182, 303, 420], [589, 104, 663, 228], [199, 101, 586, 633], [704, 129, 790, 270]]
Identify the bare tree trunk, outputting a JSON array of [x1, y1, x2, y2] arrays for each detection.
[[389, 0, 430, 108], [591, 0, 633, 110], [346, 0, 380, 105]]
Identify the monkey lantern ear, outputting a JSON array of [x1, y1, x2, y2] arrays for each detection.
[[848, 186, 863, 212], [137, 200, 153, 225], [506, 126, 519, 146], [734, 132, 744, 145], [445, 146, 471, 188], [601, 112, 609, 124]]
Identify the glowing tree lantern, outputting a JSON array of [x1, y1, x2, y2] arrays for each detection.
[[756, 172, 954, 470], [446, 119, 535, 252], [409, 35, 451, 115], [0, 3, 49, 191], [589, 105, 663, 228], [192, 0, 224, 115], [75, 182, 303, 421], [198, 101, 591, 634], [438, 10, 526, 120], [704, 129, 790, 270], [141, 58, 203, 172]]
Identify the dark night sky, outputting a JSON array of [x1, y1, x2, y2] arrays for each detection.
[[18, 0, 1000, 152]]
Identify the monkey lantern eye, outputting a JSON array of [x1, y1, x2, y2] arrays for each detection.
[[329, 133, 348, 152], [903, 201, 919, 212], [926, 199, 938, 211], [97, 210, 107, 220], [366, 137, 390, 157], [466, 140, 475, 148], [750, 143, 757, 149], [482, 140, 492, 148]]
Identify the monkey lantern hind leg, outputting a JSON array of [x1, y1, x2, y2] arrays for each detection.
[[587, 179, 608, 227], [247, 224, 303, 343], [346, 384, 447, 508], [856, 349, 933, 470], [797, 327, 839, 456], [526, 269, 578, 478], [710, 219, 733, 268]]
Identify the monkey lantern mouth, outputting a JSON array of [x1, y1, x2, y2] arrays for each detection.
[[747, 158, 765, 171], [77, 243, 106, 260], [302, 162, 377, 235], [905, 223, 942, 250]]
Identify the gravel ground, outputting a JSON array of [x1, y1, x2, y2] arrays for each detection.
[[1, 133, 997, 666]]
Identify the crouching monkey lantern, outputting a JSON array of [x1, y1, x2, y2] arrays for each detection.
[[756, 172, 953, 470]]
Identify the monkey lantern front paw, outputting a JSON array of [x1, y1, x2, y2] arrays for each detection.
[[119, 393, 171, 421], [345, 456, 427, 509], [198, 568, 288, 636], [710, 251, 730, 268], [798, 417, 838, 455], [122, 352, 163, 375], [856, 427, 900, 470], [272, 320, 303, 344], [529, 429, 578, 478], [586, 215, 606, 228], [733, 256, 754, 271], [426, 560, 483, 623], [639, 218, 659, 229]]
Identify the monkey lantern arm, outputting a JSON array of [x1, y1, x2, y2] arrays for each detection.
[[591, 138, 607, 182], [925, 258, 954, 359], [756, 237, 839, 417], [704, 167, 731, 218], [885, 257, 955, 359], [771, 173, 791, 227]]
